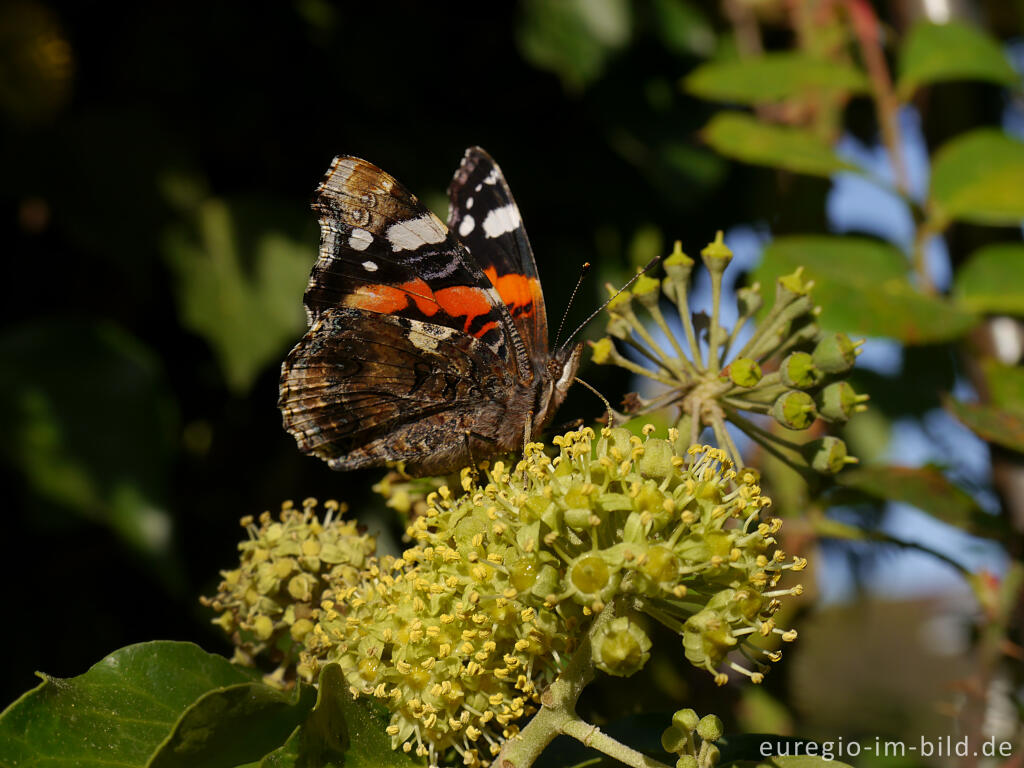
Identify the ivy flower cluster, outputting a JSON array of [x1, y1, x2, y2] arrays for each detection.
[[284, 426, 803, 768], [590, 234, 866, 476], [200, 498, 375, 679]]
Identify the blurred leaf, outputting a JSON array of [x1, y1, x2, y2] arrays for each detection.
[[0, 642, 314, 768], [953, 243, 1024, 315], [981, 359, 1024, 417], [700, 112, 856, 178], [753, 236, 978, 342], [0, 1, 73, 124], [517, 0, 631, 91], [0, 321, 177, 555], [945, 396, 1024, 453], [896, 21, 1019, 99], [836, 465, 1001, 538], [685, 53, 868, 105], [163, 198, 311, 394], [651, 0, 714, 57], [929, 129, 1024, 227], [721, 742, 852, 768]]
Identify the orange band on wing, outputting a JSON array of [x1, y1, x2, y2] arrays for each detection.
[[343, 279, 440, 316], [484, 266, 537, 317], [435, 285, 493, 333]]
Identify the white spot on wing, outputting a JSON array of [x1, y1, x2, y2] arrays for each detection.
[[349, 228, 373, 251], [484, 168, 500, 185], [459, 215, 476, 237], [386, 214, 448, 252], [466, 197, 474, 209], [362, 260, 378, 272], [482, 204, 521, 239]]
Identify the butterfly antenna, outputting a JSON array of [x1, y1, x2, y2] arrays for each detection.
[[574, 376, 615, 429], [553, 262, 592, 350], [558, 256, 662, 353]]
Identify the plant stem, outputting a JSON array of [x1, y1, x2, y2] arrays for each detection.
[[496, 602, 674, 768]]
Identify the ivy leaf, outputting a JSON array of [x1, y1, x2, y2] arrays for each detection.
[[685, 53, 869, 104], [945, 396, 1024, 453], [929, 129, 1024, 227], [836, 465, 1003, 538], [753, 236, 977, 342], [0, 321, 177, 558], [981, 359, 1024, 417], [700, 113, 856, 178], [897, 21, 1019, 99], [0, 642, 314, 768], [516, 0, 631, 92], [953, 243, 1024, 315], [163, 198, 312, 394]]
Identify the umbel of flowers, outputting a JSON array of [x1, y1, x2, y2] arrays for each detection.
[[275, 426, 806, 768], [590, 233, 867, 477]]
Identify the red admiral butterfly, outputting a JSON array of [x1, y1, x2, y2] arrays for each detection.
[[279, 147, 582, 476]]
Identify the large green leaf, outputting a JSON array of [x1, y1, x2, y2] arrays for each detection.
[[700, 113, 855, 178], [929, 130, 1024, 227], [0, 642, 315, 768], [261, 664, 417, 768], [163, 198, 312, 394], [945, 396, 1024, 453], [981, 359, 1024, 417], [753, 236, 978, 342], [836, 465, 1001, 538], [896, 21, 1019, 99], [516, 0, 631, 91], [685, 53, 868, 104], [953, 243, 1024, 315], [0, 322, 177, 556]]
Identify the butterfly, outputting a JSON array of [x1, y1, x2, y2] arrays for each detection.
[[279, 147, 582, 476]]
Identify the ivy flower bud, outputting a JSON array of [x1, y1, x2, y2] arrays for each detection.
[[771, 390, 817, 430], [696, 714, 724, 742], [593, 615, 652, 677], [700, 231, 732, 274], [673, 708, 700, 733], [802, 436, 858, 475], [663, 240, 695, 283], [815, 381, 869, 423], [725, 357, 762, 387], [780, 351, 822, 389], [812, 332, 862, 374]]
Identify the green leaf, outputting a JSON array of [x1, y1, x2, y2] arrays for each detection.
[[700, 112, 856, 178], [163, 198, 312, 394], [0, 642, 314, 768], [651, 0, 714, 57], [516, 0, 631, 91], [897, 21, 1019, 99], [685, 53, 869, 104], [981, 359, 1024, 417], [0, 321, 177, 556], [945, 396, 1024, 453], [953, 243, 1024, 315], [836, 465, 1001, 538], [753, 236, 978, 342], [929, 129, 1024, 227]]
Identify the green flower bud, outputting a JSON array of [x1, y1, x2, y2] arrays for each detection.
[[803, 436, 857, 475], [593, 615, 652, 677], [812, 332, 861, 374], [638, 438, 674, 478], [673, 708, 700, 733], [633, 273, 662, 309], [815, 381, 869, 423], [677, 756, 699, 768], [771, 390, 817, 430], [696, 714, 724, 742], [726, 357, 762, 387], [736, 284, 762, 317], [775, 267, 813, 304], [662, 725, 688, 753], [590, 337, 615, 364], [663, 240, 695, 282], [700, 231, 733, 274], [780, 351, 822, 389], [704, 743, 721, 766]]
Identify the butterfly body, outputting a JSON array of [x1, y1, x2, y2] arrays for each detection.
[[279, 148, 581, 475]]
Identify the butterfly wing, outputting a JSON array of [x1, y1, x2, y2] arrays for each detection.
[[280, 307, 515, 474], [447, 147, 550, 363]]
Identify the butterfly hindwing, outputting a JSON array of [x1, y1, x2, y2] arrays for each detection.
[[280, 307, 515, 474], [447, 147, 550, 362]]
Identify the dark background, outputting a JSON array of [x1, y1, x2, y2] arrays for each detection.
[[2, 0, 1021, 741]]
